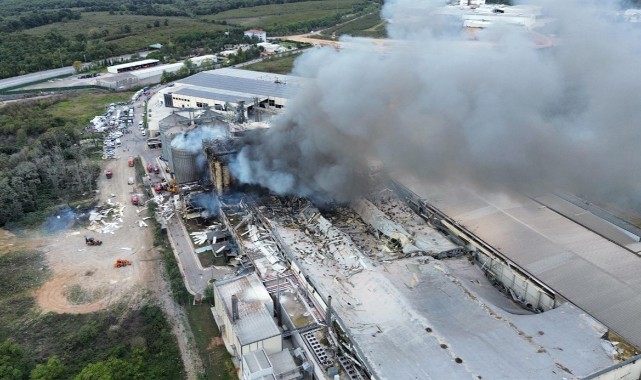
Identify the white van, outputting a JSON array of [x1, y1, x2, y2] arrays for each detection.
[[115, 138, 121, 146]]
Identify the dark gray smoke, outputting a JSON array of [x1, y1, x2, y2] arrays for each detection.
[[231, 0, 641, 204]]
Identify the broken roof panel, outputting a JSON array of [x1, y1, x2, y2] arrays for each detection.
[[396, 175, 641, 349]]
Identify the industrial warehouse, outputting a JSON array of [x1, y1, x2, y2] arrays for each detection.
[[134, 65, 641, 379]]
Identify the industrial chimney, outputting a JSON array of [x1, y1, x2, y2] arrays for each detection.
[[232, 294, 239, 322]]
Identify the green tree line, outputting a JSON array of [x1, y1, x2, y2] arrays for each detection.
[[0, 98, 100, 227], [0, 305, 183, 379], [0, 9, 81, 33]]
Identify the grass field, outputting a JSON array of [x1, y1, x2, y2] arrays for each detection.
[[242, 52, 302, 74], [206, 0, 363, 29], [23, 12, 227, 53], [186, 304, 236, 380], [49, 91, 132, 125], [321, 11, 386, 38]]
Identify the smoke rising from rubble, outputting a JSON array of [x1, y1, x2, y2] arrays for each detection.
[[232, 0, 641, 204]]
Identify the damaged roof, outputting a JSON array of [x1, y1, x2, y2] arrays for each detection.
[[397, 175, 641, 350]]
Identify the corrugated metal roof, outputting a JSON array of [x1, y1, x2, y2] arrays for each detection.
[[174, 87, 255, 104], [215, 273, 280, 345], [108, 59, 159, 70], [398, 176, 641, 349], [179, 71, 295, 99]]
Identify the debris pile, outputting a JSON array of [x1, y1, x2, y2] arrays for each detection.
[[87, 200, 125, 234]]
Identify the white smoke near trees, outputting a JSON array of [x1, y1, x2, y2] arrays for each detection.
[[231, 0, 641, 204]]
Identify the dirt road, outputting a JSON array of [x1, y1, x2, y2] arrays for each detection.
[[29, 103, 203, 379]]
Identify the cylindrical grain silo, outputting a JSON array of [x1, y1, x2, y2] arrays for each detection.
[[171, 147, 200, 184]]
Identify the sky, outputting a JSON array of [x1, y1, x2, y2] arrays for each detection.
[[231, 0, 641, 206]]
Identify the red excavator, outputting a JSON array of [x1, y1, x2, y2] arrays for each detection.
[[114, 259, 132, 268]]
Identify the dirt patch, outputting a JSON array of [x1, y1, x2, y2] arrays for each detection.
[[206, 337, 224, 351], [0, 229, 34, 254], [32, 134, 157, 314]]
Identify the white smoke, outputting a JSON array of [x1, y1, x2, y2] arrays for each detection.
[[231, 0, 641, 204], [171, 125, 228, 180]]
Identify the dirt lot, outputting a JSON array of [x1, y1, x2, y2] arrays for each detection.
[[33, 154, 156, 313]]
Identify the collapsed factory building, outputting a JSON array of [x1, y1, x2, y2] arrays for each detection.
[[145, 69, 641, 379]]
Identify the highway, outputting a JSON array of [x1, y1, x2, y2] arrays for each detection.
[[0, 66, 74, 90]]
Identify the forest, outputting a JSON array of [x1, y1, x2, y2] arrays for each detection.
[[0, 0, 377, 79], [0, 97, 101, 228]]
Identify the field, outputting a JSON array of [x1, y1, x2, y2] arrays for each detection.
[[187, 305, 236, 379], [0, 240, 184, 379], [23, 12, 227, 53], [206, 0, 365, 28], [49, 92, 132, 124], [242, 52, 302, 74], [321, 11, 386, 38]]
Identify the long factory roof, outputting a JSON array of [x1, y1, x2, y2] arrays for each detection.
[[274, 224, 615, 379], [397, 175, 641, 349], [178, 69, 299, 100], [173, 87, 256, 105]]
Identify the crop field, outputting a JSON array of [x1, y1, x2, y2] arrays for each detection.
[[206, 0, 363, 28], [23, 12, 227, 53]]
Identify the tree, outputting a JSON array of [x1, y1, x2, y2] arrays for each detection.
[[30, 356, 67, 380], [72, 61, 83, 73], [74, 358, 137, 380], [0, 341, 30, 380]]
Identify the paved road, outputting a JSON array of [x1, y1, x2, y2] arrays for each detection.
[[125, 88, 231, 295], [0, 66, 75, 90]]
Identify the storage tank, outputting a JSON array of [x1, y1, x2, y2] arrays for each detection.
[[171, 146, 200, 183]]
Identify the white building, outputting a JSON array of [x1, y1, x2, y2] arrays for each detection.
[[212, 273, 282, 363], [244, 29, 267, 42]]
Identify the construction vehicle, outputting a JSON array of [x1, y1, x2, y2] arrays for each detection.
[[161, 178, 178, 193], [85, 236, 102, 246], [114, 259, 132, 268], [105, 168, 113, 179], [128, 156, 134, 167]]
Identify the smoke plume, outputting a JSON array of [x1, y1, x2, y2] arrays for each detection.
[[171, 125, 228, 178], [231, 0, 641, 204]]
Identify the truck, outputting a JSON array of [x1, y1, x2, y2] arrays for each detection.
[[105, 168, 113, 179], [128, 156, 134, 167]]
